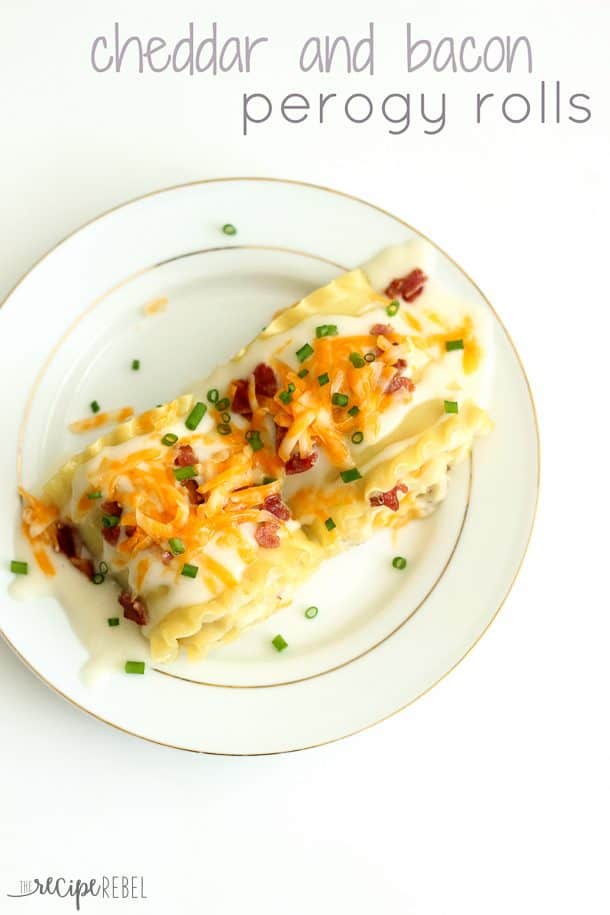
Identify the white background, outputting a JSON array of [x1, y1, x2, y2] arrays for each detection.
[[1, 1, 608, 913]]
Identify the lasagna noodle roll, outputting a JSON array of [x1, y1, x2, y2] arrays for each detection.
[[290, 402, 492, 551], [169, 530, 321, 661]]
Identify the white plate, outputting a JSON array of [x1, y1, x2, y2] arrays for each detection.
[[0, 178, 539, 754]]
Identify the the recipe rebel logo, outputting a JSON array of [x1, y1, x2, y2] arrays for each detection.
[[7, 875, 147, 910]]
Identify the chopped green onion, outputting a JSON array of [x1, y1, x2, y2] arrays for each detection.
[[217, 422, 232, 436], [392, 556, 408, 570], [297, 368, 309, 378], [287, 382, 296, 393], [173, 465, 196, 481], [348, 405, 360, 417], [315, 324, 338, 338], [207, 388, 219, 403], [10, 560, 28, 575], [296, 343, 314, 363], [185, 401, 207, 431], [125, 660, 145, 674], [272, 634, 288, 652], [222, 223, 237, 236], [351, 431, 364, 444], [324, 517, 336, 531], [90, 400, 100, 414], [161, 433, 178, 446], [107, 618, 120, 627], [262, 476, 276, 485], [278, 390, 292, 405], [216, 397, 230, 411], [102, 515, 120, 528], [168, 537, 185, 555], [246, 430, 263, 452], [87, 490, 103, 500], [99, 561, 109, 575], [181, 563, 199, 579], [131, 359, 140, 371], [305, 606, 319, 620], [364, 352, 376, 363], [445, 339, 464, 352], [317, 372, 330, 387], [221, 411, 231, 423], [340, 467, 362, 484], [331, 393, 349, 407], [386, 300, 400, 317], [349, 352, 365, 368], [92, 572, 105, 585], [444, 400, 459, 414]]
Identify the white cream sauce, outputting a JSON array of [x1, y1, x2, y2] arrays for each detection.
[[10, 523, 148, 685]]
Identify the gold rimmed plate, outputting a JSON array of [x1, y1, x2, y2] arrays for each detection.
[[0, 178, 539, 754]]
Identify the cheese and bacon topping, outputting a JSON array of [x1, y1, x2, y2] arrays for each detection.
[[227, 315, 419, 476]]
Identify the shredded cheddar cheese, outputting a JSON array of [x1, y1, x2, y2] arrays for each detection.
[[143, 296, 168, 315], [412, 314, 482, 375], [19, 488, 59, 576], [70, 406, 134, 434]]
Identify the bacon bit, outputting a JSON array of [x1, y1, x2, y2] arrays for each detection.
[[101, 500, 122, 518], [118, 591, 148, 626], [143, 296, 168, 316], [394, 358, 407, 370], [369, 483, 409, 512], [102, 525, 121, 547], [262, 493, 290, 521], [231, 378, 252, 416], [370, 323, 393, 337], [55, 522, 77, 558], [253, 362, 278, 398], [285, 450, 318, 475], [70, 556, 94, 580], [160, 551, 173, 565], [100, 501, 122, 545], [69, 406, 134, 434], [182, 479, 207, 505], [384, 268, 428, 303], [174, 444, 197, 467], [54, 521, 93, 578], [275, 422, 287, 451], [255, 520, 281, 549], [385, 373, 415, 395], [123, 525, 137, 538]]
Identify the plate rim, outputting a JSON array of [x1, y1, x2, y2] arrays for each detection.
[[0, 176, 541, 755]]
